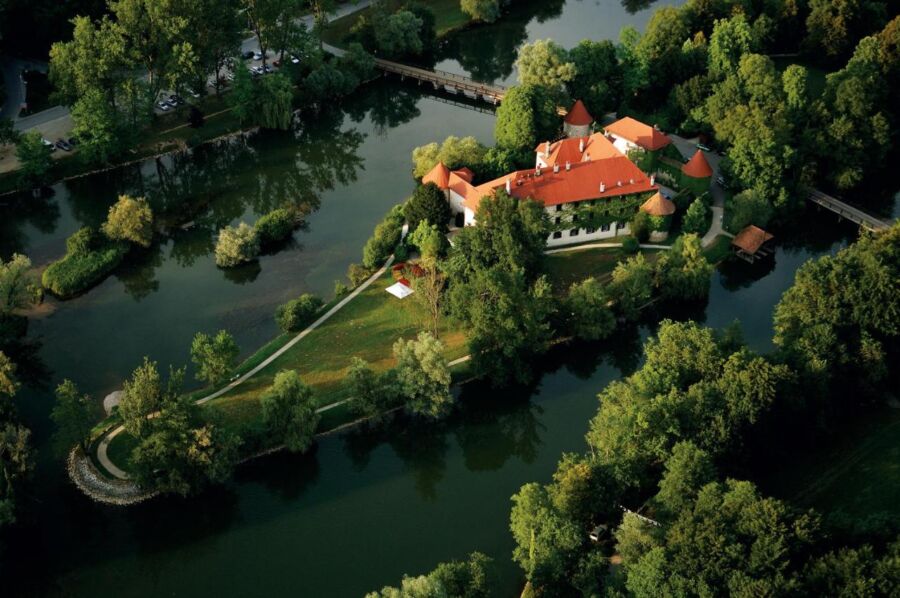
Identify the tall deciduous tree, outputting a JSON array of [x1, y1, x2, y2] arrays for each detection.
[[567, 39, 623, 115], [515, 39, 576, 101], [0, 352, 18, 398], [261, 369, 320, 451], [460, 0, 499, 23], [393, 331, 452, 419], [494, 84, 559, 152], [15, 131, 53, 188], [259, 72, 295, 130], [102, 195, 154, 247], [655, 233, 713, 301], [0, 253, 39, 315], [190, 330, 239, 385], [119, 357, 179, 439], [564, 277, 615, 341], [0, 421, 33, 527], [51, 379, 97, 452]]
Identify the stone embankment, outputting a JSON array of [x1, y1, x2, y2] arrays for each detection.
[[67, 447, 156, 506]]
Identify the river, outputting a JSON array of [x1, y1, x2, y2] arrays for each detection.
[[0, 0, 893, 595]]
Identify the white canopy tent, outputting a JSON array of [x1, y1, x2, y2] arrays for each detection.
[[386, 281, 414, 299]]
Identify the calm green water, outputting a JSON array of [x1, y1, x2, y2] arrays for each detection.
[[0, 0, 888, 595]]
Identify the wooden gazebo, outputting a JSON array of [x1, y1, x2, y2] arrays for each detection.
[[731, 225, 775, 263]]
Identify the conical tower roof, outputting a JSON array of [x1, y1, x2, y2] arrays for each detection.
[[682, 150, 713, 178], [422, 161, 451, 189], [564, 100, 593, 126], [640, 191, 676, 216]]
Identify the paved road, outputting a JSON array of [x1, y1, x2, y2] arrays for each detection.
[[669, 132, 731, 246], [0, 57, 26, 120]]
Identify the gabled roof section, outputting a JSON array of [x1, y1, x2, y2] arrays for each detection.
[[538, 133, 623, 167], [468, 156, 655, 213], [605, 116, 672, 151], [453, 167, 474, 183], [682, 150, 713, 178], [640, 191, 676, 216], [732, 225, 774, 254], [564, 99, 593, 126], [422, 161, 451, 189]]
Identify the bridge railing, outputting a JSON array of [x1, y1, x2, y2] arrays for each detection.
[[374, 58, 506, 96]]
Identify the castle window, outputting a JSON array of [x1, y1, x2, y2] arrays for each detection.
[[555, 216, 561, 225], [586, 227, 596, 234], [555, 204, 562, 212], [552, 231, 562, 239], [570, 228, 579, 237], [601, 223, 610, 232]]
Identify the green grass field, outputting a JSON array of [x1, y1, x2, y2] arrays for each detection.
[[545, 245, 666, 291], [322, 0, 471, 47], [103, 269, 470, 472]]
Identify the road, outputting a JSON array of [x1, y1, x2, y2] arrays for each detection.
[[669, 132, 729, 246]]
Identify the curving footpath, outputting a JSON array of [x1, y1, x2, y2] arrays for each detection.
[[97, 250, 399, 480]]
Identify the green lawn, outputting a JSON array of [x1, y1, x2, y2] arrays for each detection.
[[103, 269, 470, 474], [546, 245, 664, 291], [322, 0, 471, 47]]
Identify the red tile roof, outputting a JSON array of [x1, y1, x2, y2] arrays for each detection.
[[605, 116, 671, 151], [640, 191, 675, 216], [468, 156, 655, 213], [564, 99, 593, 126], [732, 225, 774, 254], [454, 167, 474, 183], [682, 150, 713, 178], [422, 161, 451, 189], [537, 134, 623, 167]]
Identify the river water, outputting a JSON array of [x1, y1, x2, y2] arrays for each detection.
[[0, 0, 894, 595]]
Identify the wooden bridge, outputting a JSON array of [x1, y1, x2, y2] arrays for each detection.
[[374, 58, 507, 103], [808, 189, 891, 231]]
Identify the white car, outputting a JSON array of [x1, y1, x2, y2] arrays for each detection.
[[250, 66, 263, 75], [157, 101, 170, 111], [41, 138, 57, 151], [253, 51, 264, 61], [290, 55, 300, 64]]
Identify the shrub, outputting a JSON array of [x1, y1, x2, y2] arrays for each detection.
[[394, 242, 409, 262], [682, 198, 709, 235], [66, 227, 96, 255], [215, 222, 259, 268], [42, 238, 128, 298], [254, 208, 297, 246], [630, 211, 650, 243], [102, 195, 154, 248], [347, 263, 374, 287], [621, 236, 640, 254], [275, 293, 324, 333], [334, 281, 349, 298], [362, 204, 405, 268], [726, 189, 772, 234]]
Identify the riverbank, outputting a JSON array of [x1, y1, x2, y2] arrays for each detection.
[[322, 0, 474, 48]]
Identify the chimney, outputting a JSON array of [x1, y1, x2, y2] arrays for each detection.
[[536, 167, 542, 176], [617, 180, 622, 187], [565, 161, 571, 171], [553, 164, 559, 173], [505, 178, 511, 193], [579, 139, 585, 153], [600, 182, 606, 193], [629, 178, 634, 184], [650, 174, 655, 185], [545, 141, 551, 154]]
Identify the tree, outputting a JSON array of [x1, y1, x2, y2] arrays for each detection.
[[652, 441, 716, 517], [393, 331, 452, 419], [0, 253, 39, 315], [446, 191, 549, 282], [70, 87, 127, 164], [188, 0, 243, 95], [215, 222, 260, 267], [803, 0, 887, 62], [345, 357, 397, 418], [229, 62, 257, 124], [635, 6, 694, 93], [622, 480, 819, 597], [773, 223, 900, 393], [374, 10, 424, 58], [509, 482, 582, 587], [726, 189, 772, 233], [409, 223, 447, 337], [567, 39, 623, 115], [255, 207, 297, 245], [564, 277, 615, 341], [368, 551, 495, 598], [515, 39, 576, 100], [802, 541, 900, 596], [131, 394, 239, 495], [258, 72, 294, 130], [460, 0, 499, 23], [607, 253, 655, 321], [0, 117, 19, 145], [102, 195, 154, 247], [412, 135, 487, 178], [681, 197, 708, 234], [51, 380, 96, 453], [190, 330, 239, 385], [275, 294, 324, 333], [494, 84, 559, 151], [456, 268, 553, 386], [0, 422, 33, 527], [655, 233, 713, 301], [16, 131, 53, 187], [708, 14, 754, 79], [0, 352, 18, 398], [261, 369, 320, 452], [405, 183, 451, 233], [630, 209, 650, 243], [119, 357, 175, 439]]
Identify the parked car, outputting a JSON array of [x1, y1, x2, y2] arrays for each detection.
[[697, 142, 712, 152], [168, 94, 183, 105], [67, 137, 78, 147], [290, 55, 300, 64], [253, 51, 264, 61], [157, 100, 170, 111], [263, 65, 273, 74], [242, 50, 254, 60], [250, 66, 263, 75], [41, 138, 56, 151], [55, 139, 73, 151], [716, 175, 727, 187]]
